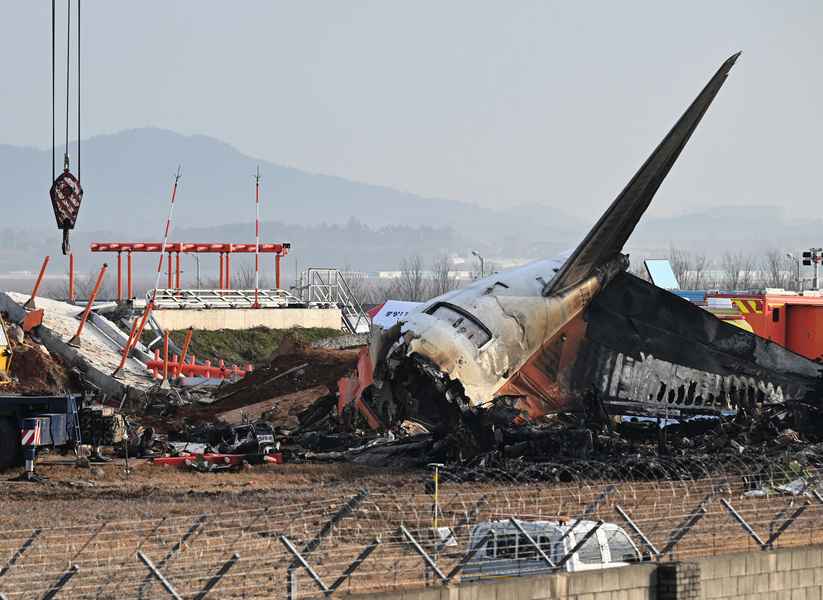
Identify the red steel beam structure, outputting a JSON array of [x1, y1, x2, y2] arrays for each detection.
[[91, 242, 290, 298]]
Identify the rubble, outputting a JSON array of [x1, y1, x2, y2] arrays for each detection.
[[7, 341, 73, 395], [176, 335, 358, 426], [2, 292, 150, 388]]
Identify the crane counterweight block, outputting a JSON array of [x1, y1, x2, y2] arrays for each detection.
[[50, 169, 83, 255]]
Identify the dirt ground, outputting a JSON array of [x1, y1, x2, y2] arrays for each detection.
[[6, 341, 74, 394], [177, 336, 359, 425], [0, 456, 422, 530], [3, 454, 823, 599]]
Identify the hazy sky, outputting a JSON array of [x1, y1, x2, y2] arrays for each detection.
[[3, 1, 822, 221]]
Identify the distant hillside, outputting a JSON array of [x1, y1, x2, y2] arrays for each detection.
[[631, 206, 823, 256], [0, 128, 584, 241], [2, 128, 820, 278]]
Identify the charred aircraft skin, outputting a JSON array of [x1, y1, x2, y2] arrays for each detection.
[[371, 255, 627, 429], [579, 273, 823, 418], [367, 53, 823, 432]]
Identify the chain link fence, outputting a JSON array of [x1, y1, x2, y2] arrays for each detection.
[[1, 452, 823, 599]]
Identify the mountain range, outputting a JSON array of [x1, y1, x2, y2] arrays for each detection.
[[2, 128, 822, 277]]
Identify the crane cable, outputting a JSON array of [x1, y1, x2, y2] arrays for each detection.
[[64, 0, 70, 170], [77, 0, 80, 183], [50, 0, 83, 255], [51, 0, 55, 182]]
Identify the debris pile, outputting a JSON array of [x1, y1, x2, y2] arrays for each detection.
[[3, 292, 150, 388], [181, 335, 359, 427], [8, 342, 73, 395]]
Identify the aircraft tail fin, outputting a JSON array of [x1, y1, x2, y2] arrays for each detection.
[[544, 52, 740, 295]]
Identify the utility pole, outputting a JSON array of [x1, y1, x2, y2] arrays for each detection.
[[189, 253, 200, 289], [471, 250, 485, 279], [802, 248, 823, 291]]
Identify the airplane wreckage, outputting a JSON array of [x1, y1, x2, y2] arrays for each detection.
[[361, 53, 823, 441]]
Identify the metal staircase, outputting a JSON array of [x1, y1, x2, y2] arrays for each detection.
[[295, 268, 370, 334]]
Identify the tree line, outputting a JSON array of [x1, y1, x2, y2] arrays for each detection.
[[629, 247, 802, 291]]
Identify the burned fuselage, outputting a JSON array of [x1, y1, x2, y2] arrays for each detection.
[[366, 53, 823, 433], [373, 259, 823, 431], [371, 255, 627, 430]]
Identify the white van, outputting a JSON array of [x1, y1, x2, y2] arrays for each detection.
[[461, 519, 641, 580]]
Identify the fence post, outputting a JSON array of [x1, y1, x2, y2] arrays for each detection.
[[286, 489, 368, 600], [0, 528, 42, 578], [558, 485, 617, 544], [615, 505, 660, 558], [660, 502, 708, 557], [509, 518, 555, 567], [556, 521, 603, 569], [71, 521, 108, 562], [399, 526, 447, 582], [764, 503, 809, 549], [280, 535, 329, 594], [326, 537, 382, 595], [435, 495, 487, 553], [137, 514, 206, 599], [719, 498, 766, 549], [137, 552, 182, 600], [446, 531, 493, 582], [194, 552, 240, 600], [42, 564, 79, 600]]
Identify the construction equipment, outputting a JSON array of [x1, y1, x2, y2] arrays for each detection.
[[0, 317, 12, 383], [706, 291, 823, 363], [0, 394, 82, 477]]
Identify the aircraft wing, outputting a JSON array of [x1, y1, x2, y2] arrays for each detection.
[[544, 53, 740, 295]]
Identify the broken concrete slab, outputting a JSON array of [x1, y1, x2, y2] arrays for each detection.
[[0, 291, 153, 403], [3, 292, 151, 388]]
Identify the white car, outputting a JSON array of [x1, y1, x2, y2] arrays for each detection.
[[461, 519, 642, 580]]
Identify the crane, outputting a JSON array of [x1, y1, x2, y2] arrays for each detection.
[[49, 0, 84, 256]]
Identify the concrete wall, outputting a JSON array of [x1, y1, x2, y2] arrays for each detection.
[[699, 545, 823, 599], [151, 307, 342, 331], [347, 544, 823, 600], [350, 564, 658, 600]]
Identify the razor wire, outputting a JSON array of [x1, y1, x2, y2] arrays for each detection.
[[2, 452, 823, 598]]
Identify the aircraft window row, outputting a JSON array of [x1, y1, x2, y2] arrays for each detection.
[[428, 304, 491, 347]]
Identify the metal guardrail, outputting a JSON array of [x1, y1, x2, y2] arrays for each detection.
[[295, 269, 370, 334], [148, 288, 305, 310]]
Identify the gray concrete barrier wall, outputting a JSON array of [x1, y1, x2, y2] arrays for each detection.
[[347, 544, 823, 600]]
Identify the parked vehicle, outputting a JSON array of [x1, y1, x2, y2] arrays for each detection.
[[0, 394, 82, 470], [462, 519, 641, 580]]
